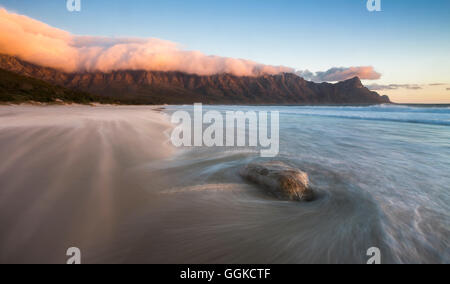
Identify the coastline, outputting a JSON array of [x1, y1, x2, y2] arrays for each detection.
[[3, 100, 449, 108], [0, 104, 448, 263]]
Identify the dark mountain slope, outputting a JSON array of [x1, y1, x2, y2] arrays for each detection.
[[0, 54, 390, 105], [0, 69, 142, 104]]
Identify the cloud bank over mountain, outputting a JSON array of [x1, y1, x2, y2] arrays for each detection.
[[0, 8, 295, 76], [0, 8, 381, 81]]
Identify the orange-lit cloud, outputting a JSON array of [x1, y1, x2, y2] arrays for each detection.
[[0, 8, 293, 76], [297, 66, 381, 82], [0, 8, 383, 81]]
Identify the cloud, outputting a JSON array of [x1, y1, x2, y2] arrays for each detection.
[[366, 84, 423, 91], [429, 83, 446, 86], [0, 8, 384, 81], [447, 88, 450, 91], [296, 66, 381, 82], [0, 8, 294, 76]]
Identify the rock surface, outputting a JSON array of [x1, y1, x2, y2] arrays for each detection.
[[0, 54, 391, 105], [240, 162, 314, 202]]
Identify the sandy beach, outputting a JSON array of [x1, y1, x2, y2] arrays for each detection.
[[0, 105, 174, 263], [0, 104, 449, 264]]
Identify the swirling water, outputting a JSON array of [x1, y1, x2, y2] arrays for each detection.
[[0, 104, 448, 263], [153, 104, 450, 264]]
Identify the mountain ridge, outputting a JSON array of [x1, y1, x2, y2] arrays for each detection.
[[0, 68, 124, 104], [0, 54, 390, 105]]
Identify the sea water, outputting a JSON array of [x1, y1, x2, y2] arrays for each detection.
[[0, 104, 448, 263], [155, 104, 450, 264]]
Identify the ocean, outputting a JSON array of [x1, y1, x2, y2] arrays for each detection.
[[157, 104, 450, 263], [0, 104, 448, 263]]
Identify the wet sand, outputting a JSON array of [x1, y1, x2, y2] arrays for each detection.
[[1, 104, 448, 264], [0, 105, 174, 263]]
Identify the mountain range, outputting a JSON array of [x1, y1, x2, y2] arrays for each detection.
[[0, 54, 390, 105]]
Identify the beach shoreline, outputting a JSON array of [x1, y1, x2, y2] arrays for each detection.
[[0, 104, 176, 263], [0, 104, 448, 264]]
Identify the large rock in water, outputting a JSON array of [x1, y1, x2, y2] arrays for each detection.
[[240, 162, 314, 202]]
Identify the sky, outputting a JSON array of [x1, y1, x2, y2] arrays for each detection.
[[0, 0, 449, 103]]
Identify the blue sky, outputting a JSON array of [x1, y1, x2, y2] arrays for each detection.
[[1, 0, 450, 102]]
